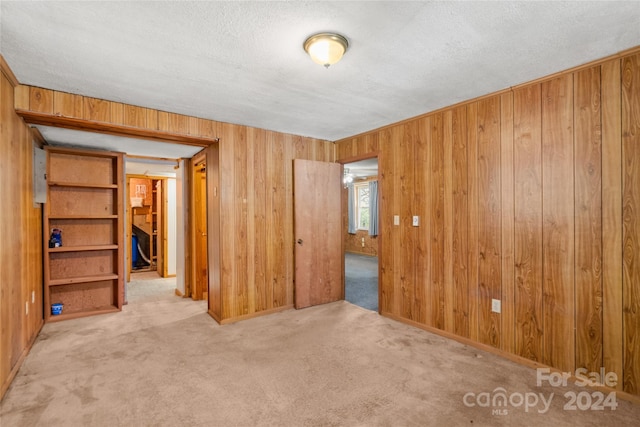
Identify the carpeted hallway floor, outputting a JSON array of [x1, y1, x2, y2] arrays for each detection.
[[1, 274, 639, 426], [345, 252, 378, 311]]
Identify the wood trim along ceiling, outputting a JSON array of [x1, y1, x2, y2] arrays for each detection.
[[13, 85, 220, 146]]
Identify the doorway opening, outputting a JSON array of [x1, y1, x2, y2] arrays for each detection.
[[125, 156, 180, 303], [128, 176, 165, 275], [342, 157, 379, 311]]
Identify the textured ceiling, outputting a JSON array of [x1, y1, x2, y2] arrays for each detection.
[[2, 1, 640, 150]]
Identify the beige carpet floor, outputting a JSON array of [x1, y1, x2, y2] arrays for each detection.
[[1, 273, 639, 426]]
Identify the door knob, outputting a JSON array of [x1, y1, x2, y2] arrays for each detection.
[[297, 239, 303, 245]]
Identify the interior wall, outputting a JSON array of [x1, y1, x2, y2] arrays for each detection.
[[211, 124, 334, 323], [0, 58, 43, 400], [335, 50, 640, 397], [344, 229, 378, 256]]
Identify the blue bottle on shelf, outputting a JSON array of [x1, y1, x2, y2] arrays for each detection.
[[50, 228, 62, 248]]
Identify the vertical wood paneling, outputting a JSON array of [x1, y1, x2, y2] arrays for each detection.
[[14, 85, 29, 110], [110, 102, 124, 125], [430, 113, 445, 329], [393, 125, 408, 317], [356, 135, 369, 155], [29, 87, 53, 113], [514, 85, 543, 362], [443, 111, 455, 333], [622, 54, 640, 395], [207, 143, 221, 319], [541, 75, 575, 372], [158, 112, 190, 134], [283, 135, 295, 306], [320, 140, 330, 162], [574, 67, 603, 373], [219, 125, 235, 319], [365, 133, 379, 153], [146, 108, 158, 130], [123, 105, 147, 128], [252, 129, 268, 312], [412, 119, 431, 323], [332, 49, 640, 397], [188, 117, 200, 136], [83, 97, 110, 122], [4, 78, 22, 371], [379, 128, 394, 313], [336, 139, 353, 160], [400, 124, 416, 321], [467, 103, 480, 342], [293, 135, 308, 159], [500, 92, 515, 353], [452, 106, 469, 337], [1, 69, 43, 401], [53, 92, 82, 118], [269, 133, 287, 308], [198, 118, 217, 139], [601, 58, 623, 390], [413, 117, 429, 324], [476, 96, 502, 348], [234, 126, 248, 316]]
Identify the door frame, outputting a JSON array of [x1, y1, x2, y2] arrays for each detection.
[[338, 153, 382, 314]]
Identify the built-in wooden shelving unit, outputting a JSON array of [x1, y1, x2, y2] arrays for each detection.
[[43, 146, 124, 322]]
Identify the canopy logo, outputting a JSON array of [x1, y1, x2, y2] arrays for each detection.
[[462, 367, 618, 416]]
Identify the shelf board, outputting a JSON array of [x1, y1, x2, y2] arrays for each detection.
[[48, 214, 118, 219], [48, 274, 119, 287], [47, 244, 118, 253], [47, 305, 120, 322], [49, 181, 117, 189]]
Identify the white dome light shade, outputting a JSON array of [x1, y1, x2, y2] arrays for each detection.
[[303, 33, 349, 68]]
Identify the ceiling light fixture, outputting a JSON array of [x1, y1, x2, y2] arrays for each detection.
[[303, 32, 349, 68]]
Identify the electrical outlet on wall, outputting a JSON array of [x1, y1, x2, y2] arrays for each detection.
[[32, 290, 35, 304], [394, 215, 400, 226], [26, 301, 29, 316], [491, 299, 501, 313]]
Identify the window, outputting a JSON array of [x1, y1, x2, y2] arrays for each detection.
[[355, 182, 370, 230]]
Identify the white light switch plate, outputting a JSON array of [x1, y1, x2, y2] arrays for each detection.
[[412, 216, 419, 227], [394, 215, 400, 226], [492, 299, 501, 313]]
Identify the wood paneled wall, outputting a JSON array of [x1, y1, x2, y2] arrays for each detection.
[[335, 50, 640, 396], [344, 230, 378, 257], [12, 83, 335, 326], [211, 124, 334, 323], [0, 59, 43, 400], [14, 85, 219, 145]]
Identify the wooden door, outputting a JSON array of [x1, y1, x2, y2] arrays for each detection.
[[191, 158, 208, 300], [294, 159, 343, 309]]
